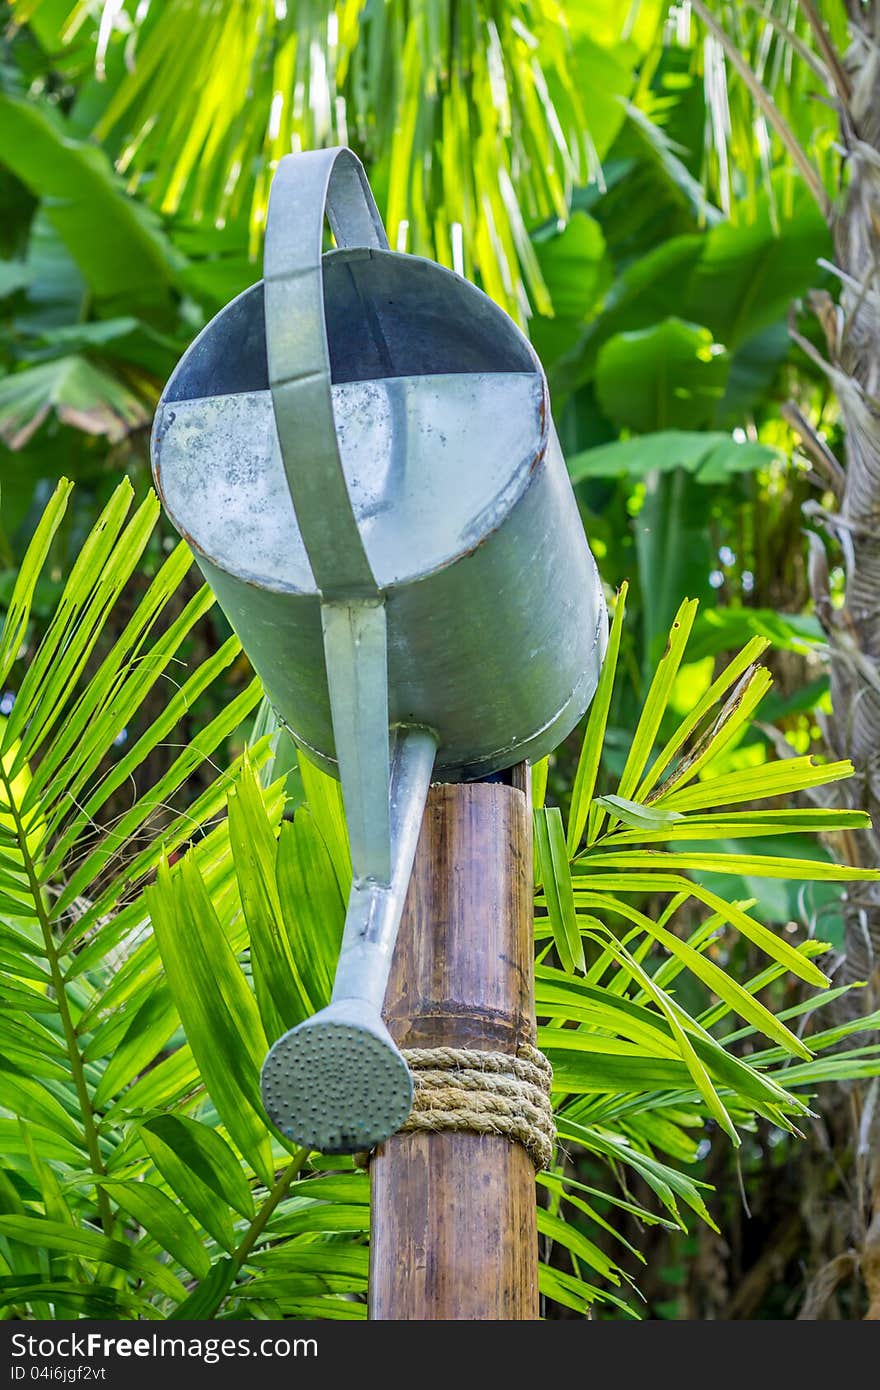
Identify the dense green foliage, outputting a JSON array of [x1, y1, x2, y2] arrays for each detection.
[[1, 1, 877, 1319]]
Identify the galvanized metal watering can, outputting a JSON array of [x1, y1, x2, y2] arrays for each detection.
[[152, 147, 607, 1155]]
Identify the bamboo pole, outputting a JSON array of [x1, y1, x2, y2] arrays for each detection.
[[368, 767, 539, 1320]]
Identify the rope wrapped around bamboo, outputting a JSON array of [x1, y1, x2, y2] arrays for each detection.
[[359, 1042, 555, 1170]]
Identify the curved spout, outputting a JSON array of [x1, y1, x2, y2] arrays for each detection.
[[260, 724, 437, 1153], [332, 724, 438, 1008]]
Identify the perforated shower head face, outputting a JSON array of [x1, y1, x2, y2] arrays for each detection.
[[260, 1001, 414, 1154]]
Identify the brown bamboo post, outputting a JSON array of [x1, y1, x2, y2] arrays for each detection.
[[368, 766, 539, 1320]]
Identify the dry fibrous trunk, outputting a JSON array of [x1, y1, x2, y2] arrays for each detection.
[[801, 5, 880, 1319]]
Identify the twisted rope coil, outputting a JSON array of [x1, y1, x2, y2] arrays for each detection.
[[375, 1042, 555, 1170]]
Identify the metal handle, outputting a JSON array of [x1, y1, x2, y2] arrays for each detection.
[[258, 153, 440, 1152], [263, 146, 388, 599], [263, 149, 396, 883]]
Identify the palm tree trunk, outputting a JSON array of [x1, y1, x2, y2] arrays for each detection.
[[802, 3, 880, 1319]]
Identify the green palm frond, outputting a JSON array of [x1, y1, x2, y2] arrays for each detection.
[[0, 479, 290, 1317], [0, 479, 381, 1321], [2, 486, 877, 1320], [528, 584, 878, 1308], [11, 0, 637, 321]]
